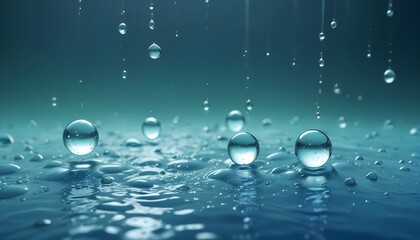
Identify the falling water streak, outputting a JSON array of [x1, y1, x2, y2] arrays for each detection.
[[292, 0, 298, 66], [205, 0, 210, 30], [77, 0, 82, 16], [174, 1, 180, 37], [366, 0, 374, 58], [265, 0, 272, 57], [120, 0, 126, 80], [244, 0, 252, 114], [387, 0, 393, 68], [321, 0, 325, 33], [317, 0, 326, 120]]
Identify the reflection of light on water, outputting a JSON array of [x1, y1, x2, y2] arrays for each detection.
[[301, 175, 330, 240]]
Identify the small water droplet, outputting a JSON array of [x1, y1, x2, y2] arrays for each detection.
[[319, 32, 325, 41], [202, 100, 210, 111], [384, 69, 396, 83], [51, 97, 57, 107], [387, 8, 394, 17], [344, 177, 356, 186], [63, 119, 99, 155], [330, 20, 337, 29], [149, 3, 154, 10], [409, 127, 419, 136], [333, 83, 341, 95], [295, 129, 332, 169], [384, 119, 395, 130], [142, 117, 161, 140], [228, 132, 259, 165], [319, 58, 325, 68], [148, 43, 162, 59], [122, 70, 127, 79], [316, 112, 321, 119], [338, 116, 347, 129], [266, 52, 270, 56], [366, 172, 378, 181], [245, 99, 253, 111], [149, 19, 155, 30], [226, 110, 245, 132], [367, 52, 372, 58], [118, 23, 127, 35]]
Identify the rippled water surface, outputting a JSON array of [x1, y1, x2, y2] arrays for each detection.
[[1, 121, 419, 240]]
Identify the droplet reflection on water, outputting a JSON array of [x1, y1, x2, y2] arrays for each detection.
[[63, 119, 99, 155], [295, 129, 332, 169], [228, 132, 259, 165], [226, 110, 245, 132]]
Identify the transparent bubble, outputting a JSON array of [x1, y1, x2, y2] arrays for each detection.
[[330, 20, 337, 29], [228, 132, 259, 165], [226, 110, 245, 132], [148, 43, 162, 60], [246, 99, 253, 111], [203, 100, 210, 111], [367, 52, 372, 58], [63, 119, 99, 155], [384, 69, 395, 83], [142, 117, 161, 140], [149, 19, 155, 30], [118, 23, 127, 35], [319, 32, 325, 41], [295, 129, 332, 169]]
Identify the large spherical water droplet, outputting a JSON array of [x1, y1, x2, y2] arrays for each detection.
[[387, 9, 394, 17], [202, 100, 210, 111], [330, 20, 337, 29], [118, 23, 127, 35], [226, 110, 245, 132], [295, 129, 332, 169], [246, 99, 253, 111], [148, 43, 162, 60], [228, 132, 259, 165], [319, 58, 325, 68], [384, 69, 395, 83], [319, 32, 325, 41], [149, 19, 155, 30], [142, 117, 161, 140], [63, 119, 99, 155]]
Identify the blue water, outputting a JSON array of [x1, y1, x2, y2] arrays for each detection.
[[0, 120, 419, 240]]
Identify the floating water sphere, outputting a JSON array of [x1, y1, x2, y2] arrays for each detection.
[[319, 32, 325, 41], [330, 19, 337, 29], [246, 99, 253, 111], [149, 19, 155, 30], [384, 69, 396, 83], [202, 100, 210, 111], [295, 129, 332, 169], [63, 119, 99, 155], [228, 132, 259, 165], [142, 117, 161, 140], [118, 23, 127, 35], [226, 110, 245, 132], [148, 43, 162, 60]]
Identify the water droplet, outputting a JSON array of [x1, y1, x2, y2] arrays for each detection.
[[319, 57, 325, 68], [245, 99, 253, 111], [387, 9, 394, 17], [316, 112, 321, 119], [295, 129, 332, 169], [319, 32, 325, 41], [409, 127, 419, 136], [384, 119, 395, 130], [333, 83, 341, 94], [149, 19, 155, 30], [149, 2, 154, 10], [355, 155, 364, 161], [226, 110, 245, 132], [367, 52, 372, 58], [344, 177, 356, 186], [63, 119, 99, 155], [384, 69, 396, 83], [366, 172, 378, 181], [142, 117, 161, 140], [330, 20, 337, 29], [202, 100, 210, 111], [148, 43, 162, 59], [118, 23, 127, 35], [266, 52, 270, 56], [122, 70, 127, 79], [51, 97, 57, 107], [262, 118, 272, 127], [338, 116, 347, 129], [228, 132, 259, 165]]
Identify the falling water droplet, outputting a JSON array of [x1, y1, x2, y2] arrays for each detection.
[[202, 100, 210, 111], [149, 3, 154, 10], [142, 117, 161, 140], [316, 112, 321, 119], [228, 132, 259, 165], [295, 129, 332, 169], [122, 70, 127, 79], [319, 57, 325, 68], [387, 9, 394, 17], [226, 110, 245, 132], [338, 116, 347, 129], [333, 83, 341, 94], [63, 119, 99, 155], [149, 19, 155, 30], [384, 69, 396, 83], [319, 32, 325, 41], [330, 19, 337, 29], [148, 43, 162, 59], [51, 97, 58, 107], [266, 52, 270, 56], [367, 52, 372, 58], [245, 99, 253, 111], [118, 23, 127, 35]]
